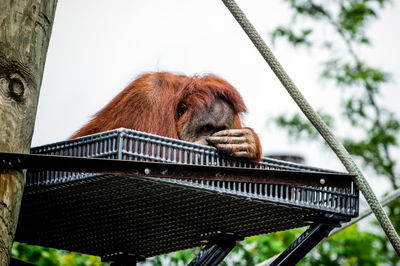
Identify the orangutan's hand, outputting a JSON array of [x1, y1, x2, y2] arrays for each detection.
[[207, 128, 260, 161]]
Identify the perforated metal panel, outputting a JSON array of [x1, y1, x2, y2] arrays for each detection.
[[15, 128, 359, 258]]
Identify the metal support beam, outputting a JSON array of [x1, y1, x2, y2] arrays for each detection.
[[189, 232, 243, 266], [271, 223, 338, 266]]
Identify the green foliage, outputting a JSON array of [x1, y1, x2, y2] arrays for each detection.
[[272, 0, 391, 45], [305, 225, 388, 265], [141, 248, 200, 265], [271, 27, 313, 47], [235, 229, 305, 264], [12, 243, 61, 266], [275, 111, 334, 141], [322, 59, 389, 89], [12, 242, 105, 266]]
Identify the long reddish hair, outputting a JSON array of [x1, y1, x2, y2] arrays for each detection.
[[71, 72, 247, 139]]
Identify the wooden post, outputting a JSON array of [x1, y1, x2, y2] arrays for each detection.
[[0, 1, 58, 264]]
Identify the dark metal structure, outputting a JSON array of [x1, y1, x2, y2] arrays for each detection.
[[4, 128, 359, 265]]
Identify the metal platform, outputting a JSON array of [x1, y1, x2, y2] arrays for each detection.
[[9, 128, 359, 265]]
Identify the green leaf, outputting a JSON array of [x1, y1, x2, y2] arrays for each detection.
[[271, 26, 313, 47], [273, 112, 334, 141]]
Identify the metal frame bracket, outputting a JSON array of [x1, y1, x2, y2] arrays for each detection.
[[189, 232, 243, 266]]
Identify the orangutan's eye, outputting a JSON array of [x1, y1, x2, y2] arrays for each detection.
[[177, 103, 188, 119]]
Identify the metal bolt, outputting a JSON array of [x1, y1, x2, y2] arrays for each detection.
[[320, 178, 326, 185], [144, 168, 150, 175]]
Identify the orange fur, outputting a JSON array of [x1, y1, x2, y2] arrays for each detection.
[[71, 72, 261, 162]]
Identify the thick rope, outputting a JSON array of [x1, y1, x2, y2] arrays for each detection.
[[221, 0, 400, 256]]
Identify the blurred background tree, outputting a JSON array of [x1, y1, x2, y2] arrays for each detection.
[[12, 0, 399, 265], [262, 0, 399, 264]]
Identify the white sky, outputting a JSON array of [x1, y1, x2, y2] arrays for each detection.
[[32, 1, 400, 197]]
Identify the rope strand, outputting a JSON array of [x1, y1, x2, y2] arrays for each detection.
[[221, 0, 400, 256]]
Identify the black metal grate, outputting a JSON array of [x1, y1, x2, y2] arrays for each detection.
[[15, 128, 359, 258], [16, 175, 314, 257], [35, 128, 340, 170]]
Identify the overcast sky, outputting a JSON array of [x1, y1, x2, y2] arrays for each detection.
[[32, 0, 400, 196]]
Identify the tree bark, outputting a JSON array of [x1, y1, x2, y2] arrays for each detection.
[[0, 1, 57, 264]]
